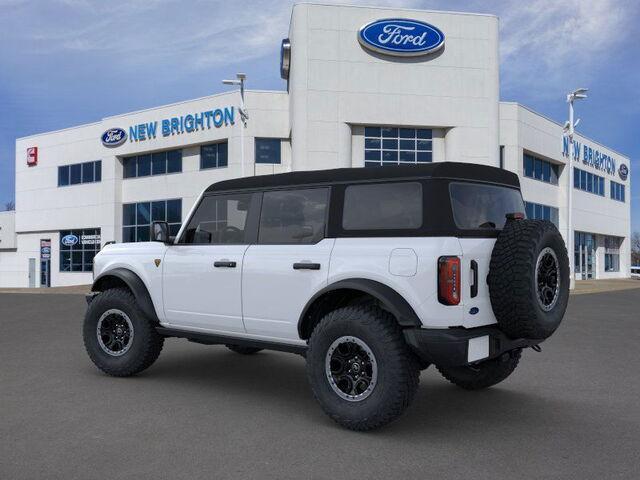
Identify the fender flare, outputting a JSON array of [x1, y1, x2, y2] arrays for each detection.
[[92, 268, 159, 323], [297, 278, 422, 338]]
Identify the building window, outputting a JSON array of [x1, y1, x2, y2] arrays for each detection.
[[364, 127, 432, 167], [201, 142, 228, 170], [58, 161, 101, 187], [604, 236, 621, 272], [610, 180, 625, 202], [523, 153, 559, 185], [255, 138, 282, 164], [524, 201, 559, 227], [123, 149, 182, 178], [59, 228, 101, 272], [574, 167, 604, 196], [122, 199, 182, 242]]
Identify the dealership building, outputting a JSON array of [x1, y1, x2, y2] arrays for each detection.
[[0, 3, 631, 288]]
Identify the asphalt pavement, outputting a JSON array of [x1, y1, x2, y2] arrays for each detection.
[[1, 289, 639, 479]]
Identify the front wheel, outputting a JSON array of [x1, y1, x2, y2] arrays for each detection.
[[436, 349, 521, 390], [83, 288, 164, 377], [306, 305, 420, 431]]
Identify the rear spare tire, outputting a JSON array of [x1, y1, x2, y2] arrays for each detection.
[[488, 218, 569, 340]]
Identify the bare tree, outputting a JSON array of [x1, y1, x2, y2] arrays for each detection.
[[4, 200, 14, 211], [632, 231, 640, 266]]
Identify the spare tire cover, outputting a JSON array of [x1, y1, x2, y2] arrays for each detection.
[[488, 219, 569, 340]]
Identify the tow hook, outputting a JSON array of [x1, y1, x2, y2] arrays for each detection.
[[530, 344, 542, 353]]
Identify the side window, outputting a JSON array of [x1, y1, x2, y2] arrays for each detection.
[[258, 188, 329, 244], [181, 193, 252, 244], [342, 182, 422, 230]]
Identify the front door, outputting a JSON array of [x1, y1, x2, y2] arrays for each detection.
[[575, 232, 595, 280], [242, 188, 332, 341], [162, 192, 257, 333]]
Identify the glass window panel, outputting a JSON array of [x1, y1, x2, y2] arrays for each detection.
[[152, 201, 166, 222], [122, 226, 136, 243], [525, 202, 534, 219], [382, 139, 398, 149], [136, 202, 151, 225], [382, 151, 398, 162], [416, 129, 432, 139], [580, 169, 587, 188], [95, 161, 102, 182], [599, 177, 604, 196], [137, 226, 150, 242], [166, 199, 182, 223], [167, 149, 182, 173], [381, 128, 398, 138], [399, 128, 415, 138], [70, 163, 82, 184], [535, 203, 543, 219], [123, 157, 137, 178], [60, 252, 71, 271], [137, 155, 151, 176], [218, 142, 228, 167], [255, 138, 281, 164], [343, 182, 422, 230], [534, 159, 543, 180], [365, 138, 381, 149], [152, 152, 167, 175], [574, 168, 580, 188], [364, 127, 381, 137], [399, 139, 415, 150], [524, 155, 534, 178], [416, 151, 432, 163], [364, 161, 382, 168], [550, 164, 558, 184], [416, 140, 431, 151], [201, 144, 217, 169], [259, 189, 329, 244], [122, 204, 136, 226], [399, 151, 415, 162], [365, 150, 381, 161], [82, 162, 94, 183], [542, 161, 551, 182], [169, 224, 181, 236], [58, 166, 70, 187]]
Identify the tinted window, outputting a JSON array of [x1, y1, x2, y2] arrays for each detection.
[[122, 199, 182, 242], [201, 142, 228, 169], [259, 188, 328, 244], [58, 166, 69, 186], [450, 182, 524, 230], [182, 193, 252, 244], [70, 164, 82, 184], [255, 138, 281, 164], [343, 182, 422, 230]]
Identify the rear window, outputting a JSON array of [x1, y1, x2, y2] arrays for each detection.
[[343, 182, 422, 230], [450, 182, 524, 230]]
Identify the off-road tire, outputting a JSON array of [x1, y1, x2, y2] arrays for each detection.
[[83, 288, 164, 377], [488, 219, 569, 340], [306, 305, 420, 431], [437, 349, 521, 390], [225, 344, 263, 355]]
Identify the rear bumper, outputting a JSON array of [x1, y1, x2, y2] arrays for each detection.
[[403, 325, 541, 367]]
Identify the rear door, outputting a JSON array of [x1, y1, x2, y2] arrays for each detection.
[[450, 181, 525, 328], [242, 187, 333, 341], [162, 192, 258, 333]]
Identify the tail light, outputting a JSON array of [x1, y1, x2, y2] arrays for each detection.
[[438, 256, 461, 305]]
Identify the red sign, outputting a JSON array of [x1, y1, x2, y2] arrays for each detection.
[[27, 147, 38, 166]]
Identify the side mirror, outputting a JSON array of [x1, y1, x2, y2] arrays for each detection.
[[151, 221, 170, 243]]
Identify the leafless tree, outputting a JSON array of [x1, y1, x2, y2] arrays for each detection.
[[632, 231, 640, 266], [4, 200, 14, 211]]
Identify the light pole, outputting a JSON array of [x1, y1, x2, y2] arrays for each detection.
[[565, 87, 587, 289], [222, 73, 249, 178]]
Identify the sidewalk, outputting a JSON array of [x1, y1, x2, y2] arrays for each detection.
[[571, 278, 640, 295], [0, 285, 91, 295]]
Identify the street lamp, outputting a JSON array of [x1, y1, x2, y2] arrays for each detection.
[[222, 73, 249, 177], [565, 87, 588, 289]]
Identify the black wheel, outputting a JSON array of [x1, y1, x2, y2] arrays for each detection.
[[306, 305, 420, 431], [488, 219, 569, 340], [83, 288, 164, 377], [437, 349, 521, 390], [225, 344, 263, 355]]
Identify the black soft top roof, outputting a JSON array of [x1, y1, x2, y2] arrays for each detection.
[[205, 162, 520, 193]]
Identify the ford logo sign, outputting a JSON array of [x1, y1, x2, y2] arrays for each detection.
[[358, 18, 445, 57], [61, 234, 79, 247], [619, 163, 628, 181], [101, 128, 127, 147]]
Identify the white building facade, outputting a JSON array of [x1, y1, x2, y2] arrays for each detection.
[[0, 3, 631, 288]]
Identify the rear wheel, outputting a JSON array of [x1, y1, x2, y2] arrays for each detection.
[[83, 288, 164, 377], [436, 349, 521, 390], [225, 344, 263, 355], [306, 305, 420, 431]]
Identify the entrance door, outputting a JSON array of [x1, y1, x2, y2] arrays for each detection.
[[40, 260, 51, 287], [162, 192, 257, 333], [575, 232, 595, 280], [28, 258, 36, 288]]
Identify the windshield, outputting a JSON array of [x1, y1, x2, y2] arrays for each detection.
[[449, 182, 524, 230]]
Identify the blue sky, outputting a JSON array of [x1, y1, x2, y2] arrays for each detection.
[[0, 0, 638, 231]]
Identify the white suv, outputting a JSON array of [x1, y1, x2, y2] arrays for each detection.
[[84, 162, 569, 430]]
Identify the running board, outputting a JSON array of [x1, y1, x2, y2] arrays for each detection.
[[156, 327, 308, 356]]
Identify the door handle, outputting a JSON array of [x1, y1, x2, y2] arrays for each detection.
[[214, 260, 237, 268], [293, 262, 321, 270], [470, 260, 478, 298]]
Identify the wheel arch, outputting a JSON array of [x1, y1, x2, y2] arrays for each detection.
[[298, 279, 422, 339], [92, 268, 160, 323]]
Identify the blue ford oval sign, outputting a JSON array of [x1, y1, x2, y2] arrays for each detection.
[[358, 18, 445, 57], [619, 163, 628, 181], [101, 128, 127, 147], [61, 234, 79, 247]]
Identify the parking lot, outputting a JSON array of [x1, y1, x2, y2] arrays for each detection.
[[1, 289, 639, 479]]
